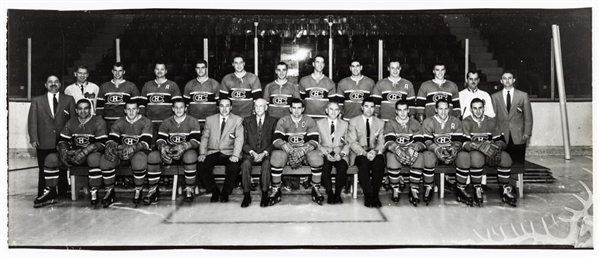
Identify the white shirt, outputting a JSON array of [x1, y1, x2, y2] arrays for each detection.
[[64, 81, 100, 114], [459, 88, 495, 118], [47, 92, 60, 117], [502, 87, 515, 108], [361, 115, 372, 127], [219, 114, 229, 124], [256, 114, 265, 127]]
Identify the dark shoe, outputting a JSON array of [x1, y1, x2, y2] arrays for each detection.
[[409, 186, 420, 207], [220, 191, 229, 203], [501, 185, 517, 207], [311, 186, 324, 205], [210, 188, 220, 203], [391, 187, 400, 204], [241, 192, 251, 208], [334, 192, 343, 204], [363, 193, 373, 208], [101, 188, 115, 208], [143, 188, 160, 205], [133, 188, 142, 208], [474, 185, 483, 207], [456, 184, 473, 206], [260, 191, 269, 207], [268, 187, 282, 206], [34, 187, 57, 208], [90, 187, 99, 207], [326, 190, 335, 204], [372, 193, 382, 208], [423, 185, 434, 206], [184, 187, 194, 203]]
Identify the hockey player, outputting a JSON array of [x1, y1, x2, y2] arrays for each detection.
[[146, 99, 201, 204], [459, 71, 495, 119], [268, 98, 323, 206], [372, 60, 416, 121], [298, 55, 337, 119], [263, 61, 300, 119], [336, 60, 375, 120], [383, 100, 426, 206], [140, 62, 182, 143], [422, 99, 470, 206], [416, 64, 461, 123], [100, 100, 152, 208], [462, 98, 515, 207], [96, 62, 141, 129], [183, 60, 220, 125], [316, 102, 350, 204], [34, 99, 107, 208], [220, 55, 262, 118]]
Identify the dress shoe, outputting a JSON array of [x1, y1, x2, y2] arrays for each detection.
[[210, 188, 221, 203], [326, 190, 335, 204], [220, 191, 229, 203], [334, 192, 343, 204], [373, 193, 382, 208], [260, 191, 269, 207], [241, 192, 251, 208], [363, 192, 373, 207]]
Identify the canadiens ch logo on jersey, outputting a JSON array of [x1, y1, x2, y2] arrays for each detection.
[[434, 134, 452, 146], [349, 92, 364, 101], [73, 135, 90, 147], [309, 89, 325, 98], [395, 135, 412, 145], [288, 135, 305, 145], [122, 136, 140, 145], [193, 93, 208, 102], [231, 90, 245, 98], [149, 95, 165, 103], [387, 93, 402, 101], [168, 134, 187, 144], [273, 96, 287, 105], [107, 95, 124, 103], [471, 133, 490, 142], [432, 94, 448, 102]]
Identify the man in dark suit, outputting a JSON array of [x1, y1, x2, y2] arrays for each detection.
[[241, 98, 277, 208], [491, 72, 533, 165], [27, 75, 76, 197], [347, 97, 386, 208], [197, 98, 244, 203]]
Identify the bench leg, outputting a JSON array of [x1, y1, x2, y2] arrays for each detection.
[[70, 175, 77, 201], [482, 174, 487, 186], [518, 174, 523, 198], [353, 174, 358, 199], [439, 172, 445, 199], [172, 175, 178, 201]]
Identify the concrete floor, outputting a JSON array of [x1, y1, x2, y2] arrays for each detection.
[[4, 155, 595, 254]]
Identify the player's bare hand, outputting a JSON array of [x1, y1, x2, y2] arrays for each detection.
[[333, 153, 342, 161], [523, 134, 530, 140], [198, 155, 206, 162], [31, 142, 39, 148], [230, 156, 239, 163], [367, 150, 376, 161]]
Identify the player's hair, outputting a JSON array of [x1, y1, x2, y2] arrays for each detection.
[[362, 97, 376, 106], [435, 98, 450, 109], [76, 65, 89, 72], [113, 62, 124, 69], [76, 99, 92, 108], [350, 59, 361, 66], [232, 54, 245, 62], [470, 98, 485, 108], [389, 60, 401, 66], [433, 63, 445, 70], [172, 98, 186, 107], [154, 62, 167, 69], [290, 98, 304, 108], [196, 60, 208, 67], [501, 70, 517, 79], [276, 61, 288, 69], [395, 99, 410, 110], [313, 55, 326, 63], [124, 99, 139, 108]]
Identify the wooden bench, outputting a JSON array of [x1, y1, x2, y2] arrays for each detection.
[[69, 165, 360, 200], [69, 164, 523, 201]]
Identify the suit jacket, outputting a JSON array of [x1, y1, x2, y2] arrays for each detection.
[[200, 113, 244, 158], [242, 114, 277, 155], [491, 88, 533, 145], [316, 118, 350, 163], [27, 93, 76, 150], [347, 115, 385, 163]]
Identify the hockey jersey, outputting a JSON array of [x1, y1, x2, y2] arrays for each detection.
[[383, 117, 424, 151], [140, 79, 182, 122], [336, 75, 375, 120], [263, 80, 300, 119], [156, 115, 201, 147], [298, 74, 336, 119], [107, 115, 153, 149], [461, 115, 505, 145], [416, 80, 461, 118], [220, 71, 262, 118], [58, 115, 107, 150], [96, 80, 140, 121], [273, 115, 319, 148], [422, 115, 464, 148], [183, 77, 220, 123], [372, 77, 416, 121]]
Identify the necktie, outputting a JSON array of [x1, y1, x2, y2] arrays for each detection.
[[257, 118, 263, 136], [366, 118, 371, 149], [506, 91, 511, 113], [80, 85, 85, 94], [53, 94, 58, 116], [330, 121, 335, 143], [220, 117, 226, 136]]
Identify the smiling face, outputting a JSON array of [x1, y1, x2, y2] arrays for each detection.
[[76, 100, 92, 120], [395, 103, 409, 120], [326, 102, 340, 120], [124, 103, 139, 120], [232, 57, 245, 73], [112, 65, 125, 80], [275, 64, 288, 80], [388, 62, 401, 78], [433, 65, 446, 80], [45, 75, 61, 94], [435, 101, 449, 120], [154, 64, 167, 79], [172, 101, 187, 118], [350, 61, 362, 76], [361, 101, 375, 118], [313, 56, 325, 73], [470, 101, 484, 120], [218, 99, 232, 117], [74, 68, 89, 84]]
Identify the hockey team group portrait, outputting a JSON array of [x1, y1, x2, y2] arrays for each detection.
[[3, 1, 595, 254]]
